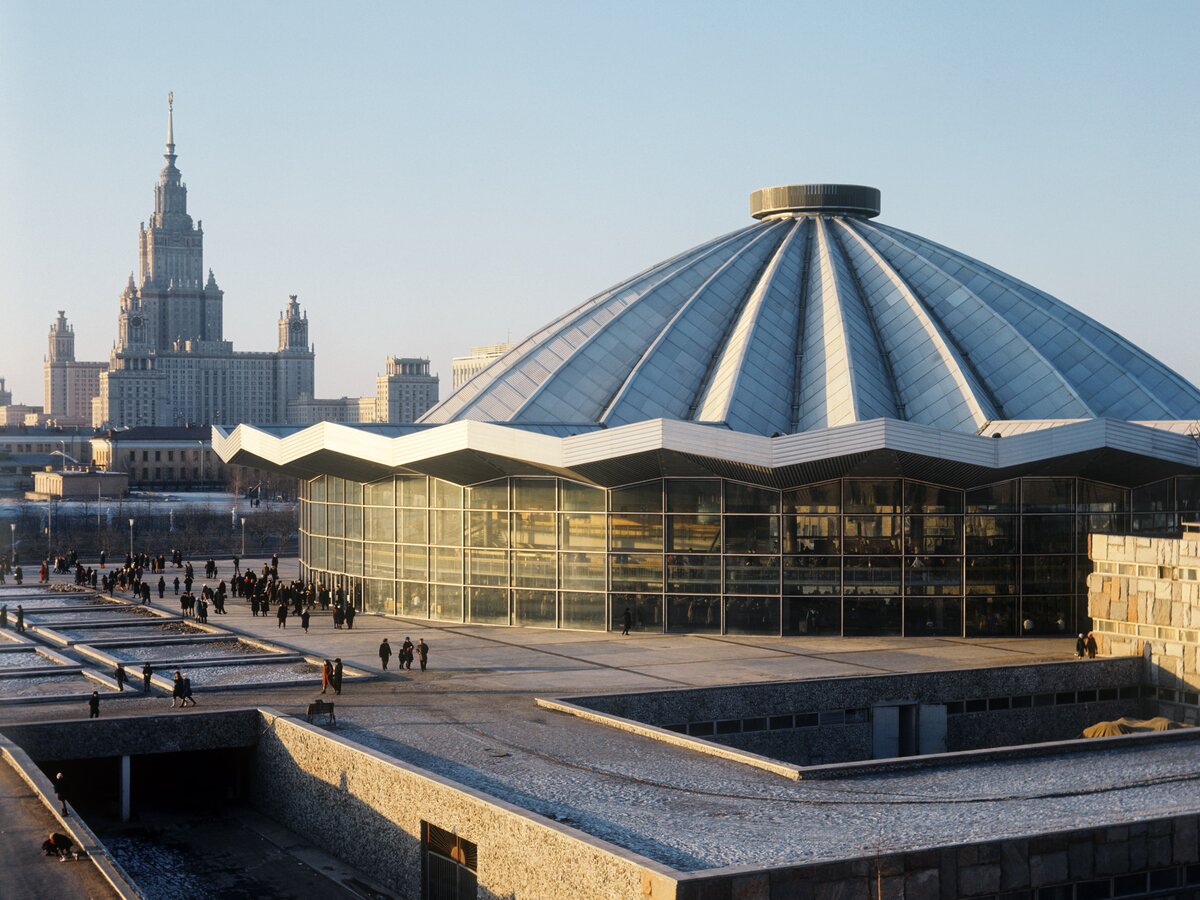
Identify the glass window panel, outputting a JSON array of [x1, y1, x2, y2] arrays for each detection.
[[783, 516, 840, 554], [309, 475, 326, 502], [400, 545, 427, 580], [1176, 477, 1200, 514], [1021, 478, 1075, 512], [905, 557, 961, 595], [363, 579, 394, 615], [431, 479, 463, 509], [844, 479, 900, 514], [468, 586, 509, 624], [400, 581, 427, 618], [1078, 480, 1127, 514], [431, 583, 463, 622], [784, 481, 840, 515], [328, 504, 345, 538], [328, 538, 344, 571], [966, 480, 1017, 513], [1022, 556, 1074, 594], [400, 508, 428, 544], [513, 590, 556, 627], [611, 594, 663, 632], [365, 543, 395, 578], [667, 595, 721, 632], [398, 475, 428, 508], [513, 478, 556, 511], [610, 514, 663, 552], [904, 482, 963, 514], [1020, 596, 1072, 635], [310, 503, 327, 536], [1080, 513, 1130, 538], [611, 481, 662, 513], [468, 479, 508, 510], [328, 477, 344, 503], [365, 507, 395, 543], [561, 514, 605, 551], [724, 481, 780, 514], [561, 592, 606, 631], [513, 551, 556, 589], [844, 597, 902, 636], [1132, 479, 1172, 513], [345, 480, 363, 506], [724, 516, 780, 554], [723, 555, 780, 595], [667, 515, 721, 553], [666, 480, 722, 514], [843, 557, 902, 595], [905, 516, 962, 556], [610, 554, 663, 592], [310, 537, 327, 569], [560, 480, 605, 512], [1022, 516, 1074, 554], [431, 546, 462, 582], [782, 556, 840, 595], [365, 477, 394, 507], [965, 556, 1018, 595], [724, 597, 780, 635], [783, 597, 841, 635], [467, 510, 509, 548], [513, 512, 557, 550], [965, 516, 1019, 554], [561, 552, 606, 591], [666, 555, 721, 593], [965, 596, 1018, 636], [345, 540, 362, 575], [466, 549, 508, 586], [844, 515, 901, 554], [345, 507, 362, 540], [904, 598, 961, 636], [432, 509, 463, 546]]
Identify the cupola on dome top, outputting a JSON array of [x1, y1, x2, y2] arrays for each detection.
[[422, 183, 1200, 437]]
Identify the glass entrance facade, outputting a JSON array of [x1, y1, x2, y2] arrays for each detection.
[[298, 472, 1200, 637]]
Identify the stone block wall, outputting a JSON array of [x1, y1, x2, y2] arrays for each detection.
[[1088, 534, 1200, 724], [249, 710, 677, 900]]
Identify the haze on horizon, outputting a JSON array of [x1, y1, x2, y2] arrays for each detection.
[[1, 1, 1197, 408]]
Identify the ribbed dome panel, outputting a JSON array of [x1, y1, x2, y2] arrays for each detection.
[[422, 207, 1200, 435]]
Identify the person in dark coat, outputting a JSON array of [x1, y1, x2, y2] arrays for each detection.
[[401, 637, 414, 670], [142, 663, 153, 693], [157, 576, 165, 599], [300, 608, 310, 633], [378, 638, 392, 670], [88, 691, 100, 719], [277, 602, 288, 628], [1086, 631, 1098, 659], [173, 576, 180, 595], [321, 659, 333, 694], [333, 606, 344, 629], [345, 605, 356, 630], [16, 604, 24, 633], [171, 671, 184, 708], [114, 664, 126, 692], [417, 638, 429, 672], [54, 772, 69, 814], [622, 607, 632, 636], [332, 658, 344, 695], [1075, 633, 1086, 659]]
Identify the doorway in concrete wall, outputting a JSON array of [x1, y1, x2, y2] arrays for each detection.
[[871, 703, 947, 758]]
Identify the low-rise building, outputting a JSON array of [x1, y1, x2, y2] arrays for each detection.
[[451, 342, 513, 389], [27, 467, 129, 500]]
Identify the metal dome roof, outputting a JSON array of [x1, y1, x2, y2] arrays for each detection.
[[423, 184, 1200, 436]]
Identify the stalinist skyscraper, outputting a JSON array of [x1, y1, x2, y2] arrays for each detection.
[[95, 94, 316, 427]]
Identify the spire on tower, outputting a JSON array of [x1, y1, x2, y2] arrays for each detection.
[[164, 91, 177, 169]]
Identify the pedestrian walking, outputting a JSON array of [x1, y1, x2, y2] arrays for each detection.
[[333, 658, 344, 695], [417, 638, 429, 672], [622, 607, 632, 636], [1086, 631, 1098, 659], [88, 691, 100, 719], [0, 603, 7, 630], [379, 638, 392, 670], [54, 772, 68, 814], [158, 576, 165, 599], [345, 604, 356, 630], [142, 663, 152, 693], [173, 576, 180, 595], [171, 671, 184, 708], [16, 604, 24, 633], [300, 608, 310, 633], [1075, 633, 1086, 659], [333, 606, 344, 629], [114, 664, 126, 692], [321, 659, 333, 695], [181, 674, 196, 707], [401, 637, 414, 670], [277, 602, 288, 628]]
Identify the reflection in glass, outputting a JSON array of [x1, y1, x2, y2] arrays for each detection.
[[667, 595, 720, 632], [843, 516, 901, 554], [666, 555, 721, 593], [467, 511, 508, 548], [561, 480, 605, 512], [611, 594, 663, 632], [1022, 556, 1073, 593], [782, 556, 840, 595], [365, 543, 395, 578], [966, 556, 1018, 595], [1019, 596, 1072, 635], [431, 546, 462, 582], [904, 597, 961, 636], [513, 512, 557, 550], [966, 480, 1017, 514], [366, 507, 395, 543], [843, 557, 901, 595], [561, 514, 605, 551], [845, 597, 901, 636], [1021, 478, 1074, 513], [365, 478, 395, 507], [1022, 516, 1074, 554], [469, 586, 509, 624], [400, 508, 428, 544], [904, 516, 961, 555], [611, 482, 662, 513], [431, 583, 463, 622], [400, 545, 427, 580], [513, 478, 556, 511], [432, 509, 463, 547], [784, 481, 840, 514], [904, 556, 960, 595], [783, 516, 839, 554], [845, 479, 900, 514], [431, 479, 463, 509], [400, 581, 427, 618], [904, 482, 962, 514], [965, 516, 1018, 554], [666, 480, 722, 514], [466, 549, 508, 586], [561, 592, 606, 630], [561, 552, 605, 591], [724, 516, 780, 554], [468, 480, 508, 510], [609, 514, 664, 552], [363, 579, 394, 615], [513, 551, 556, 589], [398, 475, 429, 508], [725, 481, 780, 514], [783, 597, 841, 635], [610, 554, 663, 592], [724, 597, 780, 634], [966, 596, 1017, 636], [667, 515, 721, 553], [723, 556, 780, 595]]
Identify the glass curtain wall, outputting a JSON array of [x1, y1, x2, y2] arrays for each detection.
[[299, 473, 1185, 637]]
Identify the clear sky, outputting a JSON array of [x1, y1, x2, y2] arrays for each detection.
[[1, 1, 1197, 405]]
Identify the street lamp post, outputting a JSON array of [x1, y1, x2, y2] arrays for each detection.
[[197, 441, 205, 490], [59, 440, 66, 473], [9, 523, 15, 564], [128, 518, 135, 559], [240, 517, 246, 557]]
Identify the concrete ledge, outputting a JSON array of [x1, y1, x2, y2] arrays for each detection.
[[0, 735, 145, 899], [536, 696, 803, 780]]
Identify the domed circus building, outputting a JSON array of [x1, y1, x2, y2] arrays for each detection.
[[215, 184, 1200, 638]]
